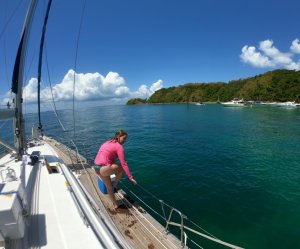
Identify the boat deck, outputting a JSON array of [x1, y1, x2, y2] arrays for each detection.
[[44, 137, 183, 249]]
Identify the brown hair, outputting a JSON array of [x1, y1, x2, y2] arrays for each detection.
[[113, 130, 128, 142]]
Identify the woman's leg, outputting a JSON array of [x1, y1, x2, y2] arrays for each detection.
[[113, 164, 124, 188], [98, 164, 122, 208]]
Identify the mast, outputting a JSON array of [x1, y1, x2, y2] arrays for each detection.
[[11, 0, 38, 158], [37, 0, 52, 134]]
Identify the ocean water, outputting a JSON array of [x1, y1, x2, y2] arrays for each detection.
[[1, 103, 300, 249]]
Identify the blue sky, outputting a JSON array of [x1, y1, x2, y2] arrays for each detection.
[[0, 0, 300, 108]]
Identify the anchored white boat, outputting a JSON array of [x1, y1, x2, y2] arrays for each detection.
[[276, 101, 300, 108], [221, 99, 245, 107], [0, 1, 244, 248]]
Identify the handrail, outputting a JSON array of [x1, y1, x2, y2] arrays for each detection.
[[162, 200, 244, 249], [125, 183, 245, 249], [166, 220, 244, 249], [164, 206, 187, 247]]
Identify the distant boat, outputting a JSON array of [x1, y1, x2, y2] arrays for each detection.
[[276, 101, 300, 108], [195, 102, 204, 105], [221, 99, 245, 107]]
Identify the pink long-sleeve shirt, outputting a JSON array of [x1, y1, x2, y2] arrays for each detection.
[[94, 140, 133, 179]]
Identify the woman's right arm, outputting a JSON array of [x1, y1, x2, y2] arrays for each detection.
[[130, 178, 137, 185]]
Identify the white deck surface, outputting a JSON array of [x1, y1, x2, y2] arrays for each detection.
[[27, 144, 104, 249]]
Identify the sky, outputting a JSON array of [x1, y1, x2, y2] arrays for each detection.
[[0, 0, 300, 110]]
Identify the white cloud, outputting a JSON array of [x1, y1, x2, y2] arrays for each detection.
[[4, 70, 163, 105], [23, 78, 39, 101], [130, 80, 163, 99], [150, 79, 163, 92], [259, 40, 293, 64], [290, 39, 300, 54], [240, 45, 274, 67], [240, 39, 300, 71]]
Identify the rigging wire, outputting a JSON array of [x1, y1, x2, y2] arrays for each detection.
[[189, 238, 204, 249], [72, 0, 87, 145], [0, 1, 23, 93], [43, 0, 87, 152], [0, 120, 8, 129], [45, 47, 67, 131], [45, 0, 89, 162], [42, 0, 95, 193], [0, 0, 23, 40]]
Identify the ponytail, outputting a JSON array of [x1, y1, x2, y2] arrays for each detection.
[[113, 130, 128, 142]]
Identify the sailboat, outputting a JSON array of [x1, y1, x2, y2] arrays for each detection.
[[0, 1, 244, 248]]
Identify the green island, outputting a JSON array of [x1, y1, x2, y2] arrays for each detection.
[[127, 69, 300, 104]]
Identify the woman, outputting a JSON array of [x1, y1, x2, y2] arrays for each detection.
[[94, 130, 137, 209]]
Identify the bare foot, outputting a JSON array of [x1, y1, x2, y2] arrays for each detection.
[[114, 204, 127, 210]]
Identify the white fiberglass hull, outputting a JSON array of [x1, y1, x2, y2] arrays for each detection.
[[221, 102, 245, 107]]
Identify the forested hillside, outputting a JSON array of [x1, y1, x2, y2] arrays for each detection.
[[127, 70, 300, 104]]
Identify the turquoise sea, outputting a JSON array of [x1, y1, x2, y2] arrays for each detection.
[[1, 103, 300, 249]]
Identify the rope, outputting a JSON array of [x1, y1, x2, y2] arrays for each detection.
[[119, 182, 166, 221], [136, 182, 162, 203]]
